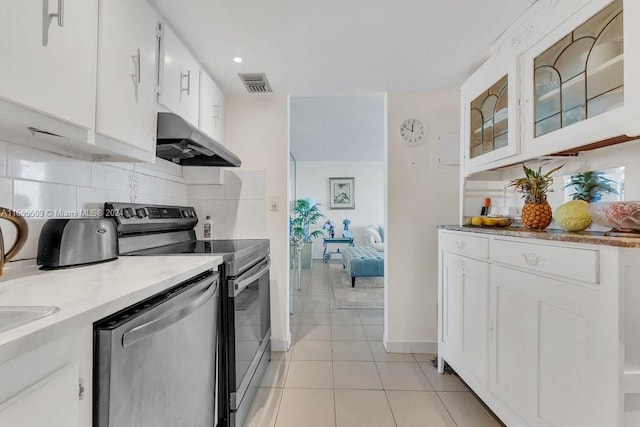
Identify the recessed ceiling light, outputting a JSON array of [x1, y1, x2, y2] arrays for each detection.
[[233, 56, 244, 64]]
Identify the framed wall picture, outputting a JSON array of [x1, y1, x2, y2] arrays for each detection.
[[329, 177, 355, 209]]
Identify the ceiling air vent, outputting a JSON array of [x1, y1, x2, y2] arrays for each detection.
[[238, 73, 272, 94]]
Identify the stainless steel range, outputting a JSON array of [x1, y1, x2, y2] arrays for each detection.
[[104, 202, 271, 427]]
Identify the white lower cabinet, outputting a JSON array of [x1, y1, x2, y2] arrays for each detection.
[[440, 251, 489, 388], [0, 326, 92, 427], [0, 363, 79, 427], [489, 265, 597, 426], [438, 229, 637, 426]]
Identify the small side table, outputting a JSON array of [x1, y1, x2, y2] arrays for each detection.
[[322, 237, 354, 263]]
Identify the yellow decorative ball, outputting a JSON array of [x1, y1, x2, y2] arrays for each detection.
[[554, 200, 592, 232]]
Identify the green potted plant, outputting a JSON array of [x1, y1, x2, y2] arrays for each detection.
[[291, 198, 325, 269], [563, 171, 620, 202]]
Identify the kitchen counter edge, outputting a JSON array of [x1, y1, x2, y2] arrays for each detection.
[[438, 225, 640, 248]]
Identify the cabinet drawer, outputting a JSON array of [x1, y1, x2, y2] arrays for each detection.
[[491, 239, 599, 284], [441, 233, 489, 259]]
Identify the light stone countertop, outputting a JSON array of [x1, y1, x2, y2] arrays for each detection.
[[438, 225, 640, 248], [0, 255, 222, 363]]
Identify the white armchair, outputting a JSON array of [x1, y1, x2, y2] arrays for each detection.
[[363, 224, 384, 252]]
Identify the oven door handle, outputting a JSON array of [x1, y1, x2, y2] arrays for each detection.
[[121, 279, 217, 348], [232, 258, 271, 296]]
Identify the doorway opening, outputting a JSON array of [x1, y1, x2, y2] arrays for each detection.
[[288, 95, 386, 341]]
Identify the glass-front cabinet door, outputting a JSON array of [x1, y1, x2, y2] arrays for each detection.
[[470, 75, 508, 159], [534, 0, 622, 137], [522, 0, 640, 157], [462, 57, 519, 175]]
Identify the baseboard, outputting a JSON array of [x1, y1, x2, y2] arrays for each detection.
[[384, 340, 438, 354], [271, 334, 291, 352]]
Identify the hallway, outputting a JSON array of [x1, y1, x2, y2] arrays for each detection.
[[243, 261, 504, 426]]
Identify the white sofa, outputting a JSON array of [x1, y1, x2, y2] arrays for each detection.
[[363, 224, 384, 252]]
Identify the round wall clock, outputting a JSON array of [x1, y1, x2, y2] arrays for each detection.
[[399, 118, 426, 145]]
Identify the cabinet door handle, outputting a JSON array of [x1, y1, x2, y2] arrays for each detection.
[[131, 48, 141, 84], [130, 49, 141, 102], [521, 252, 543, 266], [455, 258, 470, 274], [181, 70, 191, 95], [49, 0, 64, 27], [213, 104, 219, 119], [455, 240, 467, 250], [42, 0, 65, 46]]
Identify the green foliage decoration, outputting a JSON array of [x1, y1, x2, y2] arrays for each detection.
[[508, 164, 563, 203], [291, 198, 325, 243], [563, 171, 619, 203]]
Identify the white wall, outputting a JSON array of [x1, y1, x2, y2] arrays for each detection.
[[186, 169, 266, 240], [224, 94, 290, 352], [0, 139, 187, 260], [296, 160, 384, 259], [385, 91, 460, 353]]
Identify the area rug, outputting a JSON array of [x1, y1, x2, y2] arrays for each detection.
[[329, 263, 384, 309]]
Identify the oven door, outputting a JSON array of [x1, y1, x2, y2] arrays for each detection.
[[227, 257, 271, 419]]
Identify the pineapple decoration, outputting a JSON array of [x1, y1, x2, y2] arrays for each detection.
[[508, 165, 563, 230]]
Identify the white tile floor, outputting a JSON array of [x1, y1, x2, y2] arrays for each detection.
[[243, 261, 505, 427]]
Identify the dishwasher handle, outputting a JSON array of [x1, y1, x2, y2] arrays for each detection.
[[231, 258, 271, 296], [122, 279, 217, 348]]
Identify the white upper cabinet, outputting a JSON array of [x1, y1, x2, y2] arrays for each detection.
[[199, 70, 225, 144], [461, 57, 520, 175], [94, 0, 158, 162], [520, 0, 640, 158], [0, 0, 97, 129], [158, 23, 200, 127], [460, 0, 640, 175]]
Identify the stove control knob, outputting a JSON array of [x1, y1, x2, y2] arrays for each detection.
[[136, 208, 147, 218], [182, 209, 190, 218], [122, 208, 134, 219]]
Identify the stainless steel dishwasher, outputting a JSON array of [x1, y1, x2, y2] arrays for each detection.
[[94, 270, 218, 427]]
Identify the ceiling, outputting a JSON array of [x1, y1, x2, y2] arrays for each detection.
[[149, 0, 537, 96]]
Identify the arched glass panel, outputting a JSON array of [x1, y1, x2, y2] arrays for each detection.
[[494, 86, 508, 140], [532, 0, 623, 137], [586, 12, 623, 111], [554, 38, 594, 82], [468, 74, 508, 159], [534, 67, 561, 137], [480, 95, 498, 120], [470, 108, 483, 159]]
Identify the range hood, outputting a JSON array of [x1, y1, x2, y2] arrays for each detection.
[[156, 112, 241, 167]]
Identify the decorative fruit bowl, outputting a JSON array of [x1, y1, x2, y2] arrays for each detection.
[[589, 202, 640, 236], [463, 216, 513, 228]]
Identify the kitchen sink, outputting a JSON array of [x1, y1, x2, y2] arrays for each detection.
[[0, 306, 60, 334]]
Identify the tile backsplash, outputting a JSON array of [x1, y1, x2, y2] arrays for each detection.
[[0, 139, 266, 261], [186, 169, 267, 240]]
